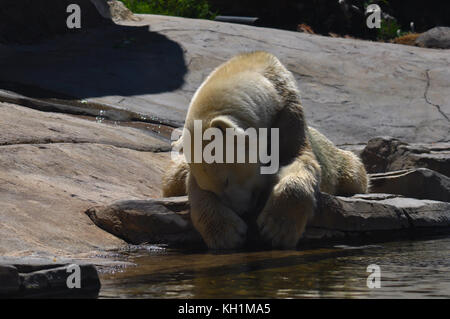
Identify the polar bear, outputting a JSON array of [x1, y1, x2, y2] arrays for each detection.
[[162, 51, 368, 249]]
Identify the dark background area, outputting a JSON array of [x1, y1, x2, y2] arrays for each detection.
[[0, 0, 112, 44], [208, 0, 450, 38], [2, 0, 449, 44]]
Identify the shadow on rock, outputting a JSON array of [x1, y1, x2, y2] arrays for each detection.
[[0, 23, 187, 99]]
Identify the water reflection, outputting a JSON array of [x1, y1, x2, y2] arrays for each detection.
[[100, 236, 450, 298]]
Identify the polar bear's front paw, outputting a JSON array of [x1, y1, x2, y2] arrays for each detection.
[[257, 211, 299, 249], [202, 212, 248, 250], [257, 198, 311, 249]]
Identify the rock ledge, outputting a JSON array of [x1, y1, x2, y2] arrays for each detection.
[[86, 193, 450, 248]]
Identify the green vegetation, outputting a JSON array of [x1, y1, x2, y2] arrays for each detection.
[[377, 19, 403, 41], [119, 0, 216, 19]]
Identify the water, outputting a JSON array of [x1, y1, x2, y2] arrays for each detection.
[[99, 236, 450, 298]]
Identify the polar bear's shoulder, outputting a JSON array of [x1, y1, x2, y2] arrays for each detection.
[[207, 51, 281, 82]]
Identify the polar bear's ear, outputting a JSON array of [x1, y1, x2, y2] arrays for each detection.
[[209, 116, 237, 133]]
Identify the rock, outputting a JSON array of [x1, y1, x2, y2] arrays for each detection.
[[0, 256, 133, 274], [0, 260, 64, 274], [369, 168, 450, 202], [0, 102, 170, 152], [361, 136, 407, 173], [309, 193, 410, 233], [361, 137, 450, 177], [0, 261, 100, 298], [312, 193, 450, 230], [1, 15, 449, 144], [92, 0, 140, 22], [304, 193, 450, 242], [86, 193, 450, 247], [0, 101, 172, 257], [108, 1, 141, 22], [19, 264, 100, 298], [374, 196, 449, 228], [85, 196, 203, 247], [0, 265, 19, 295], [415, 27, 450, 49]]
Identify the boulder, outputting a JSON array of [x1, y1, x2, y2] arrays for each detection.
[[0, 261, 100, 298], [361, 137, 450, 177], [0, 265, 20, 295], [0, 256, 133, 273], [369, 168, 450, 202], [85, 193, 450, 247], [415, 27, 450, 49], [19, 264, 100, 298], [85, 196, 202, 246]]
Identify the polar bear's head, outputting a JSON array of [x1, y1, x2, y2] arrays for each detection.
[[186, 116, 271, 216]]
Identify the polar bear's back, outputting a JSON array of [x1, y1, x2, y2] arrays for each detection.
[[210, 51, 281, 79], [187, 52, 289, 127]]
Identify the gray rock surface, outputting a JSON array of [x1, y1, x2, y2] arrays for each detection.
[[1, 14, 449, 145], [85, 194, 450, 247], [0, 102, 169, 151], [361, 136, 450, 177], [312, 193, 450, 231], [415, 27, 450, 49], [0, 101, 171, 257], [369, 168, 450, 202]]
